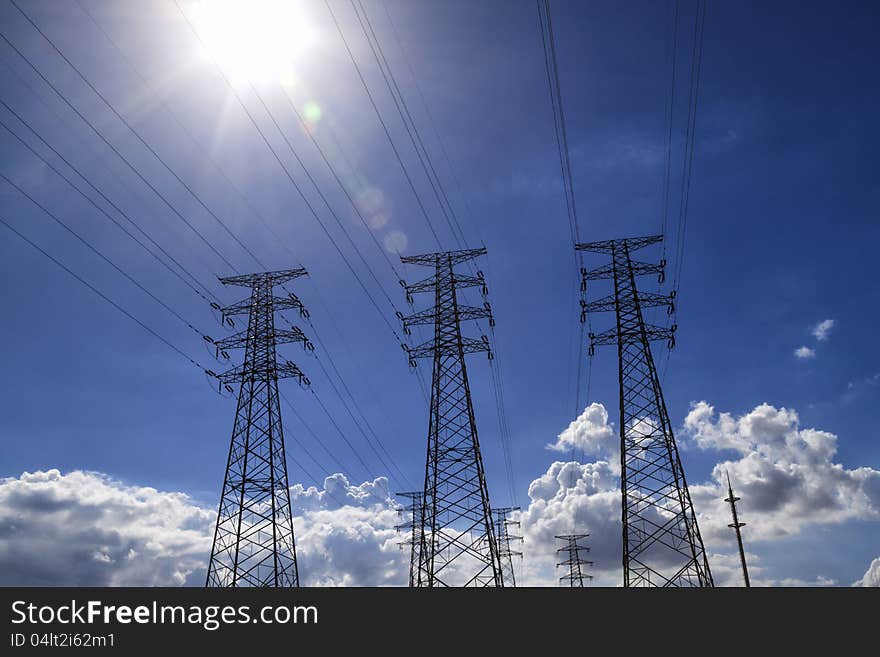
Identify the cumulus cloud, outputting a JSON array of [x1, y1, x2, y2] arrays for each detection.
[[0, 469, 405, 586], [855, 556, 880, 587], [546, 402, 615, 457], [794, 345, 816, 359], [683, 402, 880, 544], [811, 319, 835, 341], [518, 459, 621, 586], [518, 400, 879, 586], [0, 469, 212, 586]]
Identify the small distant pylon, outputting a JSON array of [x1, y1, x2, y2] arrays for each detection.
[[556, 533, 593, 587], [395, 491, 423, 587], [494, 507, 523, 587], [724, 471, 751, 587]]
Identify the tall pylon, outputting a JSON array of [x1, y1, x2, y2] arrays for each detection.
[[395, 491, 424, 587], [725, 471, 751, 587], [206, 268, 312, 587], [399, 247, 503, 587], [494, 507, 523, 587], [577, 235, 713, 587], [556, 534, 593, 587]]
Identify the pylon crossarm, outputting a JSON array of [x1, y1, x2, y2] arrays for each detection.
[[575, 235, 662, 255], [400, 247, 486, 267], [219, 267, 307, 288], [214, 327, 309, 351], [581, 260, 665, 282], [583, 292, 675, 314]]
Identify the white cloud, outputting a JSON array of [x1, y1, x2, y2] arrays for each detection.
[[0, 469, 406, 586], [546, 402, 615, 457], [0, 469, 212, 586], [811, 319, 835, 341], [519, 400, 880, 586], [684, 402, 880, 543], [794, 345, 816, 359], [518, 459, 621, 586], [855, 556, 880, 586]]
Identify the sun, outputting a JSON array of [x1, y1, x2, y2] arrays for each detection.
[[190, 0, 317, 85]]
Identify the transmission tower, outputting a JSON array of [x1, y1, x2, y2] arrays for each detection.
[[494, 507, 523, 587], [395, 491, 424, 587], [399, 247, 503, 587], [577, 235, 713, 587], [556, 534, 593, 587], [206, 268, 312, 587], [725, 471, 751, 587]]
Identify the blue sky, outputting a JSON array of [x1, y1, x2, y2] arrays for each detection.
[[0, 0, 878, 586]]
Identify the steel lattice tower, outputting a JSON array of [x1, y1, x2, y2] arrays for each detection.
[[577, 235, 713, 587], [556, 534, 593, 587], [395, 491, 424, 587], [494, 507, 523, 587], [206, 268, 312, 587], [725, 471, 751, 587], [399, 247, 503, 587]]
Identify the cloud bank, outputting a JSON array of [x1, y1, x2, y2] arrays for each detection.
[[0, 469, 405, 586]]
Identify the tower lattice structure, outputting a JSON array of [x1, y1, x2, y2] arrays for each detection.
[[206, 268, 311, 587], [725, 471, 751, 587], [577, 235, 713, 587], [494, 507, 523, 587], [395, 491, 424, 587], [399, 247, 503, 587], [556, 534, 593, 587]]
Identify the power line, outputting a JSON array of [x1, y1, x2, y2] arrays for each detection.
[[379, 0, 484, 247], [672, 0, 707, 290], [171, 0, 406, 345], [310, 388, 376, 482], [0, 31, 237, 276], [351, 0, 469, 250], [169, 1, 414, 489], [0, 214, 207, 371], [659, 0, 680, 256], [275, 87, 404, 281], [73, 0, 312, 284], [0, 172, 208, 340], [1, 210, 350, 512], [322, 0, 445, 250], [8, 0, 264, 273], [536, 0, 592, 422], [360, 2, 516, 503], [663, 0, 707, 383], [77, 0, 414, 489], [246, 83, 404, 318], [0, 104, 216, 305]]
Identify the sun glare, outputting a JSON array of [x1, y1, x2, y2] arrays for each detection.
[[191, 0, 316, 85]]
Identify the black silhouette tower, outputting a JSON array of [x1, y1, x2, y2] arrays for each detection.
[[399, 247, 502, 587], [577, 235, 713, 587], [556, 533, 593, 587], [725, 471, 750, 587], [206, 268, 311, 587]]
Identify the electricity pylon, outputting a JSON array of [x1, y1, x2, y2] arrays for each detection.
[[206, 268, 312, 587], [725, 471, 751, 587], [395, 491, 423, 587], [577, 235, 713, 587], [556, 534, 593, 587], [494, 507, 523, 587], [399, 247, 503, 587]]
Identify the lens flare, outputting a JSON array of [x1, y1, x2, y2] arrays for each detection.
[[383, 230, 408, 254], [302, 101, 322, 124]]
